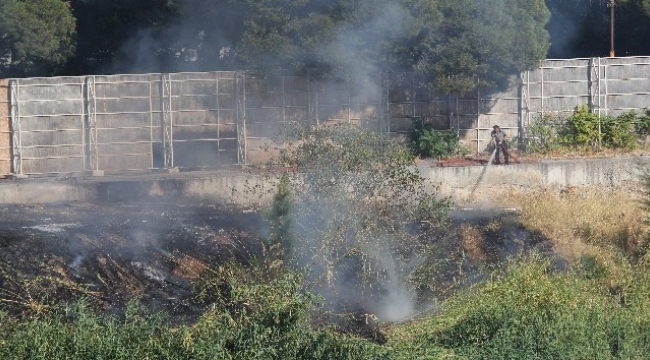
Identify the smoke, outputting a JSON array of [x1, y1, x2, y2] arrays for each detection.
[[104, 0, 425, 323], [545, 0, 601, 58], [373, 249, 417, 322], [108, 0, 410, 77]]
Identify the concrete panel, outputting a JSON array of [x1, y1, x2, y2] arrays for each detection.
[[0, 80, 12, 175]]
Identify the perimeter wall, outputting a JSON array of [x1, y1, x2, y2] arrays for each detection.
[[0, 57, 649, 176]]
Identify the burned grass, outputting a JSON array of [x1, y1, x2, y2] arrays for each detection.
[[0, 201, 265, 320]]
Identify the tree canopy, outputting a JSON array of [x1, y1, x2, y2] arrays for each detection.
[[0, 0, 76, 77], [1, 0, 556, 94], [546, 0, 650, 58]]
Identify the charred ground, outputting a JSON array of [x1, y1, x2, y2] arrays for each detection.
[[0, 197, 556, 327], [0, 200, 265, 321]]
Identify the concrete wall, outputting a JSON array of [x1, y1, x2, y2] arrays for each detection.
[[0, 157, 644, 205], [418, 157, 643, 201], [4, 57, 650, 177]]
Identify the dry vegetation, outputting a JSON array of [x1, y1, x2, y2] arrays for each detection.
[[493, 184, 648, 264]]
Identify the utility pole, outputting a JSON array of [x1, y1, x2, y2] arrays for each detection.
[[608, 0, 616, 57]]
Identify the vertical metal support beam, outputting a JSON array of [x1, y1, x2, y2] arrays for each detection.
[[412, 72, 416, 118], [235, 71, 247, 166], [539, 64, 544, 117], [517, 72, 525, 149], [455, 94, 460, 136], [590, 57, 602, 148], [448, 95, 453, 131], [588, 58, 595, 113], [216, 75, 221, 167], [597, 57, 602, 118], [307, 71, 320, 128], [476, 81, 481, 154], [599, 58, 609, 116], [9, 80, 21, 175], [282, 75, 287, 148], [307, 72, 312, 128], [160, 73, 174, 169], [380, 70, 390, 136], [85, 76, 98, 171], [148, 78, 154, 169], [526, 70, 531, 127], [348, 80, 352, 123], [315, 80, 320, 127]]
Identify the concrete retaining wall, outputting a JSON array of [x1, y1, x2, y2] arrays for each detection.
[[0, 157, 645, 205], [418, 157, 644, 200]]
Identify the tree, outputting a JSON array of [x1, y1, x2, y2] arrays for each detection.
[[70, 0, 180, 74], [547, 0, 650, 58], [0, 0, 76, 77], [411, 0, 551, 94]]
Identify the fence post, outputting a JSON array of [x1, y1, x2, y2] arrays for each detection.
[[382, 70, 390, 136], [160, 73, 174, 169], [235, 71, 247, 166], [84, 76, 99, 172], [9, 79, 22, 176], [518, 72, 525, 150]]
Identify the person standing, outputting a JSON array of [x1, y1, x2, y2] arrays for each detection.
[[490, 125, 510, 165]]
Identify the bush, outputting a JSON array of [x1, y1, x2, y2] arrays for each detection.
[[559, 104, 601, 148], [635, 108, 650, 138], [0, 276, 392, 360], [260, 123, 453, 321], [525, 113, 562, 154], [387, 256, 650, 359], [602, 111, 638, 150], [408, 117, 468, 159]]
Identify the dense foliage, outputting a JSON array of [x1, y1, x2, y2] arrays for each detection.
[[407, 117, 469, 159], [1, 0, 550, 94], [6, 1, 650, 86], [546, 0, 650, 58], [258, 123, 454, 320], [524, 105, 650, 153], [0, 0, 76, 77]]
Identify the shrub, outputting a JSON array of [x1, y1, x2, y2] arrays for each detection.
[[635, 108, 650, 137], [267, 172, 295, 265], [559, 104, 601, 148], [602, 111, 638, 150], [0, 277, 392, 360], [408, 117, 468, 159], [260, 123, 453, 321], [525, 113, 562, 154]]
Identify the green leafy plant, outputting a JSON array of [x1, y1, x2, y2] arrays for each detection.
[[408, 117, 468, 159], [602, 111, 638, 150], [267, 172, 295, 265], [635, 108, 650, 143], [559, 104, 601, 148], [525, 113, 562, 154]]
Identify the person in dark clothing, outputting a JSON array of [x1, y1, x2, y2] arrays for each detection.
[[490, 125, 510, 165]]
